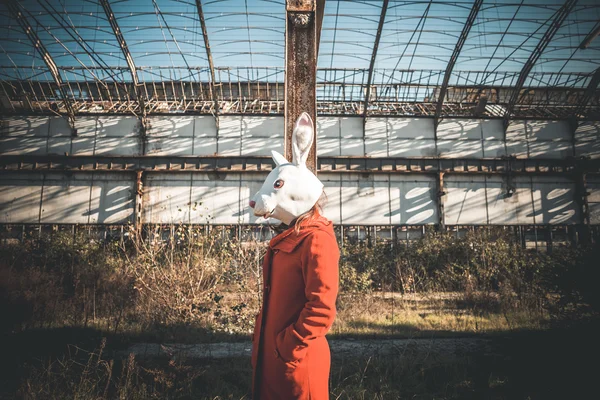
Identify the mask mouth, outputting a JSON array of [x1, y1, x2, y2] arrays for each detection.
[[254, 208, 276, 219]]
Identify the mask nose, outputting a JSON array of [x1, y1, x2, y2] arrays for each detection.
[[249, 200, 256, 208]]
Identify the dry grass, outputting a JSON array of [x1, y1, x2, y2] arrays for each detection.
[[332, 292, 548, 338]]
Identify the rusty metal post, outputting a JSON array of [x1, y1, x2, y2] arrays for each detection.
[[437, 172, 446, 230], [285, 0, 318, 172], [135, 170, 144, 237]]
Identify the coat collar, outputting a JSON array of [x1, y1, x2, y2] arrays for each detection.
[[269, 210, 333, 253]]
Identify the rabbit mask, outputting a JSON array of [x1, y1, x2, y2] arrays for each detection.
[[249, 112, 324, 226]]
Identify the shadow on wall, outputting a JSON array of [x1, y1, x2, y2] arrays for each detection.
[[0, 173, 134, 224]]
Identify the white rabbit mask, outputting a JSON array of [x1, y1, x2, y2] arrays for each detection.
[[249, 112, 323, 226]]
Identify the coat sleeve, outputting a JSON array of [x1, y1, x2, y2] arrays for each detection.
[[275, 230, 339, 362]]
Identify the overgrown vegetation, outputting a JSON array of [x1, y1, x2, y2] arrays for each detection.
[[1, 227, 598, 342], [1, 226, 599, 398]]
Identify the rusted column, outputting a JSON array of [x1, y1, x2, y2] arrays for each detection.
[[285, 0, 318, 172], [437, 172, 446, 230], [135, 170, 144, 236]]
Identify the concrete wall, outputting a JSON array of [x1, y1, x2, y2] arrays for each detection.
[[0, 116, 596, 225], [3, 116, 598, 159], [0, 171, 581, 226]]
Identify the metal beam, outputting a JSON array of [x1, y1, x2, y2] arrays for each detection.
[[573, 67, 600, 120], [434, 0, 483, 122], [580, 23, 600, 49], [363, 0, 389, 120], [195, 0, 219, 115], [2, 155, 597, 176], [6, 0, 77, 135], [285, 0, 318, 172], [503, 0, 577, 129], [99, 0, 148, 136]]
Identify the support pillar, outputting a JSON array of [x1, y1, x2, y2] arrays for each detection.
[[285, 0, 319, 172], [437, 172, 446, 230], [135, 170, 144, 237]]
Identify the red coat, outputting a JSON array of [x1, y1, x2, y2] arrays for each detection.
[[251, 212, 340, 400]]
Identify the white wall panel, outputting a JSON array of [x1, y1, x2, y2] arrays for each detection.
[[340, 138, 364, 156], [241, 116, 284, 155], [480, 119, 505, 140], [438, 139, 483, 158], [505, 140, 529, 158], [528, 140, 573, 159], [437, 119, 483, 140], [485, 176, 535, 225], [218, 136, 242, 156], [389, 176, 437, 225], [482, 140, 506, 158], [388, 118, 434, 139], [444, 175, 488, 225], [574, 121, 600, 159], [89, 173, 134, 224], [70, 117, 98, 155], [143, 174, 192, 224], [96, 116, 139, 137], [46, 137, 71, 155], [317, 138, 341, 156], [340, 175, 391, 225], [41, 174, 93, 224], [505, 121, 527, 141], [388, 139, 436, 157], [588, 178, 600, 224], [194, 137, 218, 155], [0, 136, 48, 155], [526, 120, 573, 159], [194, 116, 217, 137], [48, 116, 73, 137], [531, 177, 578, 224], [191, 174, 243, 224], [146, 137, 195, 156], [364, 117, 387, 139], [340, 117, 363, 138], [0, 173, 43, 223], [1, 116, 50, 136], [316, 117, 340, 138], [219, 116, 241, 137], [240, 172, 272, 224], [94, 137, 141, 156], [147, 116, 194, 137], [365, 138, 388, 157], [319, 174, 342, 224], [527, 120, 571, 141]]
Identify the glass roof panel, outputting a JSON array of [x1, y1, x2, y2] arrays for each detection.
[[203, 0, 285, 68], [375, 0, 473, 71], [0, 0, 598, 89], [318, 0, 382, 69], [111, 0, 208, 81]]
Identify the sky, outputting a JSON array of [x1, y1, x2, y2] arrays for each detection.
[[0, 0, 599, 88]]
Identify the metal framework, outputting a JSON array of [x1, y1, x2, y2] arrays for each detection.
[[99, 0, 147, 131], [363, 0, 389, 120], [195, 0, 219, 116], [2, 154, 598, 176], [503, 0, 578, 129], [574, 67, 600, 120], [434, 0, 483, 123], [5, 0, 77, 134], [0, 1, 598, 122]]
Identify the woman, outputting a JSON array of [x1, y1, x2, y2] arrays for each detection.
[[249, 113, 340, 399]]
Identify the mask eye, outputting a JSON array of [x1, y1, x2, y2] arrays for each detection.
[[274, 179, 284, 189]]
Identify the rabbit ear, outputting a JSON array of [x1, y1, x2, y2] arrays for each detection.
[[271, 150, 288, 167], [292, 112, 314, 166]]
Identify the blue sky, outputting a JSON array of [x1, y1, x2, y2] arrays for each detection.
[[1, 0, 599, 86]]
